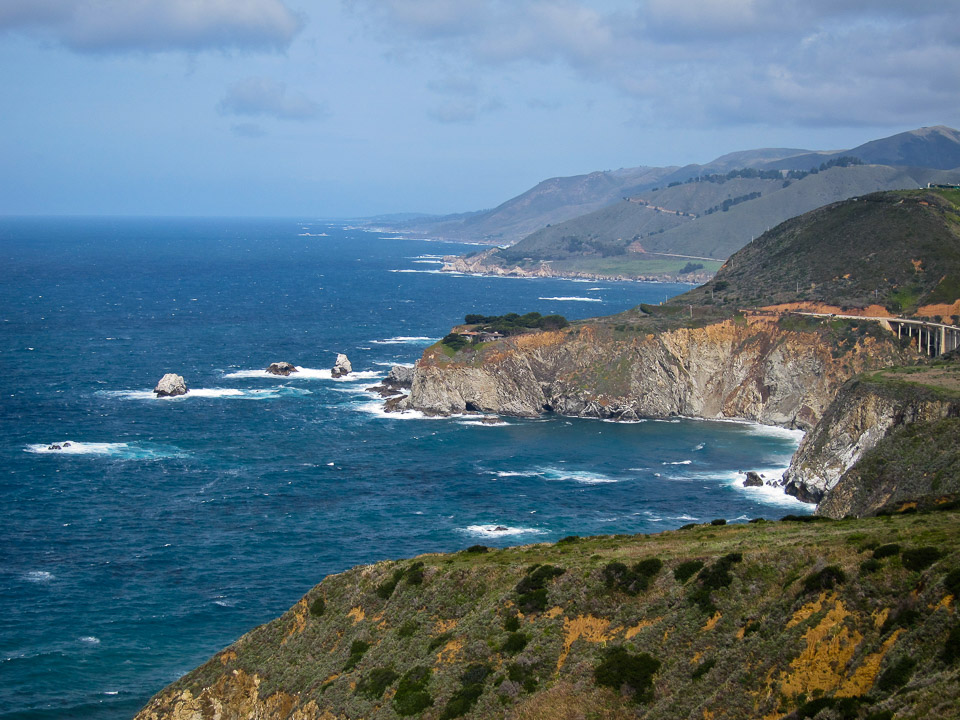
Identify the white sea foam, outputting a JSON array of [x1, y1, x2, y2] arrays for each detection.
[[24, 571, 54, 582], [224, 367, 381, 381], [694, 443, 705, 451], [24, 441, 184, 460], [412, 259, 444, 264], [538, 466, 618, 484], [100, 387, 311, 401], [373, 361, 414, 368], [370, 336, 436, 345], [459, 525, 546, 538], [672, 514, 699, 521], [538, 296, 603, 302], [352, 399, 432, 420], [78, 636, 100, 645], [457, 418, 508, 427], [485, 470, 539, 478], [662, 460, 693, 465]]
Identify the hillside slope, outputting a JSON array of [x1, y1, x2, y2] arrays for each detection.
[[137, 510, 960, 720]]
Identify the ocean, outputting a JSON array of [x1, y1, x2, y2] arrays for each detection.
[[0, 217, 811, 719]]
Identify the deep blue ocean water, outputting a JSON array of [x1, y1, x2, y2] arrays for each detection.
[[0, 218, 811, 719]]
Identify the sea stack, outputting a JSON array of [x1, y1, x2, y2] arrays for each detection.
[[331, 353, 352, 378], [266, 362, 298, 376], [154, 373, 188, 397]]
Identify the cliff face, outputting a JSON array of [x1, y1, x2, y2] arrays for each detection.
[[782, 371, 960, 515], [398, 318, 909, 432], [135, 511, 960, 720]]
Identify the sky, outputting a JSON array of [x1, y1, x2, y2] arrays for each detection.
[[1, 0, 958, 219]]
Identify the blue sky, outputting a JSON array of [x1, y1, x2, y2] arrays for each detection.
[[1, 1, 958, 218]]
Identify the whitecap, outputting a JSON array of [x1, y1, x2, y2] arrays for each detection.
[[538, 466, 618, 484], [662, 460, 692, 465], [671, 514, 699, 521], [78, 636, 100, 645], [537, 296, 603, 302], [694, 443, 705, 451], [459, 525, 546, 538], [370, 336, 437, 345], [412, 259, 444, 264], [24, 571, 54, 583], [24, 441, 184, 460], [373, 361, 414, 368], [224, 367, 380, 382], [352, 399, 433, 420], [457, 418, 508, 427], [484, 470, 541, 478]]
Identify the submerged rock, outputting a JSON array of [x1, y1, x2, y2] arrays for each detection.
[[331, 354, 352, 378], [154, 373, 188, 397]]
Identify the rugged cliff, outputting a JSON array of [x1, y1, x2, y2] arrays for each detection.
[[395, 316, 910, 433], [135, 510, 960, 720], [782, 359, 960, 515]]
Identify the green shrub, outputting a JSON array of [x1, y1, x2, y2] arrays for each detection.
[[902, 547, 942, 571], [881, 608, 921, 635], [428, 632, 453, 652], [309, 597, 325, 617], [634, 558, 663, 577], [397, 620, 418, 638], [691, 658, 715, 680], [710, 518, 727, 526], [794, 696, 861, 720], [678, 523, 698, 531], [860, 559, 881, 574], [557, 535, 580, 544], [394, 666, 433, 716], [873, 543, 901, 559], [343, 640, 371, 672], [464, 544, 489, 554], [689, 553, 743, 613], [377, 568, 406, 599], [594, 647, 661, 703], [602, 559, 661, 596], [876, 656, 916, 691], [674, 560, 705, 583], [501, 632, 528, 655], [781, 514, 831, 523], [801, 566, 846, 595], [944, 568, 960, 597], [439, 664, 491, 720], [865, 711, 893, 720], [503, 615, 520, 632], [356, 668, 399, 699], [405, 561, 425, 586], [507, 663, 539, 692], [941, 623, 960, 664], [516, 565, 565, 612]]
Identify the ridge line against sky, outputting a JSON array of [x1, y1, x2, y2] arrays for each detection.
[[1, 0, 958, 218]]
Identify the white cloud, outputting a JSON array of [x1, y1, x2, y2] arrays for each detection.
[[347, 0, 960, 129], [218, 77, 325, 121], [0, 0, 303, 53]]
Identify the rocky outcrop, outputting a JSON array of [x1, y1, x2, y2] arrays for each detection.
[[266, 362, 298, 376], [781, 375, 960, 513], [154, 373, 188, 397], [392, 318, 909, 431], [366, 365, 415, 398], [331, 354, 352, 378], [743, 471, 764, 487]]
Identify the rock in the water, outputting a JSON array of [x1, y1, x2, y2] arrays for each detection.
[[743, 471, 764, 487], [493, 526, 509, 532], [48, 444, 62, 451], [266, 362, 297, 376], [385, 365, 414, 389], [331, 353, 352, 378], [154, 373, 188, 397]]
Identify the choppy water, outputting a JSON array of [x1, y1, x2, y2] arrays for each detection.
[[0, 218, 810, 719]]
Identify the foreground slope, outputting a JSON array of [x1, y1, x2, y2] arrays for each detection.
[[137, 509, 960, 720]]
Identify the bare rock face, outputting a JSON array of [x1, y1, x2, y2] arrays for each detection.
[[782, 377, 960, 515], [743, 471, 764, 487], [385, 365, 414, 388], [266, 362, 298, 376], [331, 354, 352, 378], [398, 319, 909, 426], [154, 373, 188, 397]]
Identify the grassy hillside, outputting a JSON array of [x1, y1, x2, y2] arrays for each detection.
[[681, 189, 960, 313], [139, 509, 960, 720], [484, 166, 960, 280]]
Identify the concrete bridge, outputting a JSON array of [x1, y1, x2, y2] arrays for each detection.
[[792, 312, 960, 357]]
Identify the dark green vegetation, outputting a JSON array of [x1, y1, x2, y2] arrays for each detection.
[[441, 313, 568, 352], [681, 189, 960, 312], [139, 506, 960, 720]]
